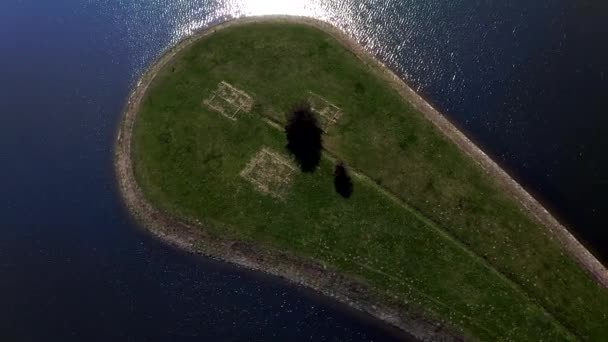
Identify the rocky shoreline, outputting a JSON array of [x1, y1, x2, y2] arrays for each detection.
[[114, 15, 607, 342]]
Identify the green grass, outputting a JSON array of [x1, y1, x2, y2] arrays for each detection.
[[131, 22, 608, 340]]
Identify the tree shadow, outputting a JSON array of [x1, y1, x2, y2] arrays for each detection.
[[334, 162, 353, 198], [285, 103, 322, 173]]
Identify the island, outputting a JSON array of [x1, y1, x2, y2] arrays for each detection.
[[115, 16, 608, 341]]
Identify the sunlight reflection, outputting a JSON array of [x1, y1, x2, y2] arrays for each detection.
[[168, 0, 333, 44], [239, 0, 314, 15]]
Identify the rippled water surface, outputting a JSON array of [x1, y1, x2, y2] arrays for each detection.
[[1, 0, 606, 340]]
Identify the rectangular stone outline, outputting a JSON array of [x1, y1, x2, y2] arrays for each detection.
[[308, 91, 343, 130], [240, 147, 296, 199], [203, 81, 254, 120]]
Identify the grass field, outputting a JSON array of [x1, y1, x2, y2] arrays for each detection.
[[131, 22, 608, 340]]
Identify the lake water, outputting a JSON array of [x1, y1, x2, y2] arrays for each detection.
[[1, 0, 606, 340]]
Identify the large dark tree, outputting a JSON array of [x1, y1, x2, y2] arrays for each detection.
[[334, 162, 353, 198], [285, 104, 322, 172]]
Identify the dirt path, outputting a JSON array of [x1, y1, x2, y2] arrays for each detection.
[[288, 16, 608, 289], [114, 15, 607, 342]]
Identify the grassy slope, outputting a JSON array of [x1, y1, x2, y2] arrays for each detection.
[[132, 23, 608, 340]]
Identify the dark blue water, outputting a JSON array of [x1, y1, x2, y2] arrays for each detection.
[[0, 0, 606, 340]]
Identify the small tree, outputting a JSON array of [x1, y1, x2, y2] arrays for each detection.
[[285, 103, 322, 172], [334, 162, 353, 198]]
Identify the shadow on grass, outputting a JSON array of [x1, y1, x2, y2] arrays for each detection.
[[334, 162, 353, 198], [285, 103, 323, 173]]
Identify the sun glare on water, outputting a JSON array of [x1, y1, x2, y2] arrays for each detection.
[[124, 0, 394, 84], [168, 0, 334, 43], [238, 0, 314, 15]]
